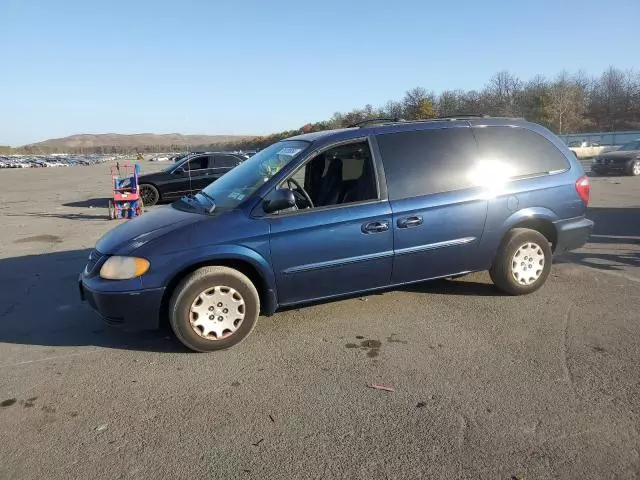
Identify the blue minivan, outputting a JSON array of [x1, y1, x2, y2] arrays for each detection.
[[80, 117, 593, 352]]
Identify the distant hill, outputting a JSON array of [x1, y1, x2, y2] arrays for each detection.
[[27, 133, 254, 149]]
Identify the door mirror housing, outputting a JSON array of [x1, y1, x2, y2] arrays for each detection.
[[263, 188, 296, 214], [174, 167, 185, 175]]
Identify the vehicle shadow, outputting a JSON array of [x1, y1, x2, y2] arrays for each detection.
[[65, 197, 172, 208], [400, 277, 501, 296], [63, 198, 111, 208], [555, 207, 640, 272], [0, 248, 188, 353], [4, 212, 108, 221], [279, 276, 502, 314]]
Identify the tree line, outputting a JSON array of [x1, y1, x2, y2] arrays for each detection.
[[3, 66, 639, 156]]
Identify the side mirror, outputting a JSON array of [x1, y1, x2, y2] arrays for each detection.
[[174, 167, 185, 175], [263, 188, 296, 214]]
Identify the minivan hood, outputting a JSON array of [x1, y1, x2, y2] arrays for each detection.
[[96, 205, 202, 255]]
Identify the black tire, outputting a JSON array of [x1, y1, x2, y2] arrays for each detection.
[[489, 228, 552, 295], [169, 266, 260, 352], [627, 159, 640, 177], [140, 184, 160, 206]]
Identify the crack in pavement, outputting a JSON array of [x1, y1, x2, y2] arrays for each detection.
[[457, 413, 468, 478], [562, 305, 578, 403]]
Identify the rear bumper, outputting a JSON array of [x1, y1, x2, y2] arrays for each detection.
[[553, 216, 594, 254], [79, 276, 164, 330]]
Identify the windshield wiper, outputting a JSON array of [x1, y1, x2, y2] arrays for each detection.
[[197, 191, 216, 213], [174, 195, 198, 212]]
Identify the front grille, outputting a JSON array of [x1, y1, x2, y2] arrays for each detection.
[[85, 249, 106, 276]]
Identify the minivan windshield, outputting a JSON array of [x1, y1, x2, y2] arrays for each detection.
[[195, 140, 309, 211]]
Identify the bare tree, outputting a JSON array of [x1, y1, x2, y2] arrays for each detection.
[[589, 67, 628, 130], [437, 90, 462, 117], [382, 100, 405, 119], [548, 71, 587, 134], [485, 71, 523, 116], [519, 75, 551, 127]]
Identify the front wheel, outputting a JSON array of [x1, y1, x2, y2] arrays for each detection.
[[627, 160, 640, 176], [169, 266, 260, 352], [140, 184, 160, 206], [490, 228, 552, 295]]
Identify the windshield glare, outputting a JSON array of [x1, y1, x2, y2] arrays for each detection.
[[198, 140, 309, 210]]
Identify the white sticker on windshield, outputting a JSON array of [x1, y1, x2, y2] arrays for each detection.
[[277, 147, 302, 156], [228, 191, 246, 200]]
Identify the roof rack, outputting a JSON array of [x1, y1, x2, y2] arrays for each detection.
[[349, 114, 527, 129], [407, 115, 527, 123], [348, 118, 404, 128], [434, 114, 491, 120]]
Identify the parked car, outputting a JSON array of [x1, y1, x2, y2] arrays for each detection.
[[567, 140, 612, 159], [136, 152, 246, 206], [80, 117, 593, 352], [591, 139, 640, 176]]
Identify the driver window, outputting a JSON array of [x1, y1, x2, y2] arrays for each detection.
[[276, 140, 378, 212]]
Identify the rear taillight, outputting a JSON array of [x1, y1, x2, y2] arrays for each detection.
[[575, 175, 590, 205]]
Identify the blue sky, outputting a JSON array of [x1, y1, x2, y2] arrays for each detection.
[[1, 0, 638, 146]]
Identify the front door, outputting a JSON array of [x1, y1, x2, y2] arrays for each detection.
[[266, 139, 393, 305]]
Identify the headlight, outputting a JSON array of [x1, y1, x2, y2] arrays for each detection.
[[99, 256, 150, 280]]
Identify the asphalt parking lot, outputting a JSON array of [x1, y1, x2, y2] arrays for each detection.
[[0, 162, 639, 479]]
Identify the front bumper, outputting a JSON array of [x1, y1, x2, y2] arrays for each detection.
[[553, 216, 594, 254], [79, 275, 164, 330]]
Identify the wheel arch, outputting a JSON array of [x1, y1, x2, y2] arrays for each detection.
[[139, 182, 162, 201], [159, 251, 278, 328], [498, 207, 559, 254]]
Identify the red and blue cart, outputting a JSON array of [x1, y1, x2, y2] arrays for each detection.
[[108, 162, 144, 220]]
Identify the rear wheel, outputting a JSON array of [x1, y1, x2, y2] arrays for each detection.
[[627, 160, 640, 176], [140, 184, 160, 206], [490, 228, 552, 295], [169, 266, 260, 352]]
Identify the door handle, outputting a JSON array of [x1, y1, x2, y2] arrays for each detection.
[[397, 216, 423, 228], [362, 221, 390, 234]]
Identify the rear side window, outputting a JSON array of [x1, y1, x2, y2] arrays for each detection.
[[214, 155, 241, 168], [472, 126, 570, 177], [377, 127, 479, 200]]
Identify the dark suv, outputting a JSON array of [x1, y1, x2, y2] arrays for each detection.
[[137, 152, 246, 206], [80, 117, 593, 352]]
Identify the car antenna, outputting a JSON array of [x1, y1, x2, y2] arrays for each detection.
[[187, 145, 193, 193]]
